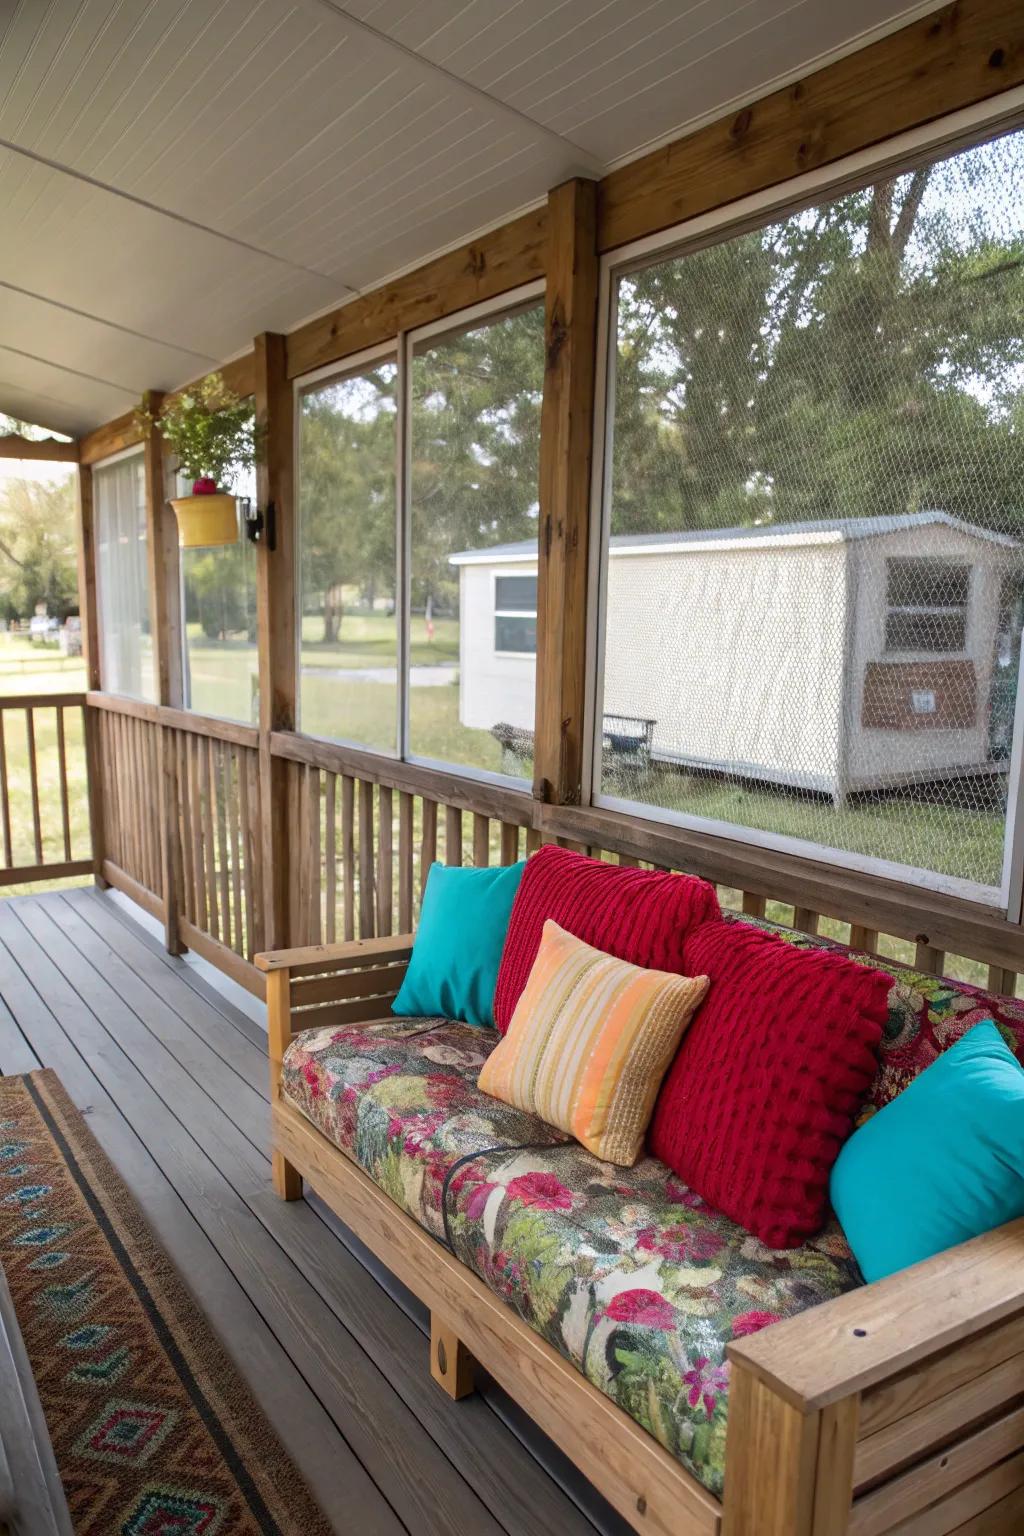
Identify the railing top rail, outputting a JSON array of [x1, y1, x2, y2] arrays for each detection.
[[86, 691, 259, 750], [0, 692, 88, 710], [269, 729, 535, 826]]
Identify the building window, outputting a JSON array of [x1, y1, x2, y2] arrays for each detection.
[[94, 450, 155, 701], [884, 559, 969, 654], [593, 123, 1024, 899], [494, 575, 537, 654], [297, 355, 398, 753], [409, 298, 544, 778]]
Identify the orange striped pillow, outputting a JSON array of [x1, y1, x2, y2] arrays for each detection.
[[478, 920, 709, 1166]]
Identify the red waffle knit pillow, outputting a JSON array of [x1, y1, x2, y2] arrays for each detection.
[[648, 919, 890, 1248], [493, 845, 720, 1034]]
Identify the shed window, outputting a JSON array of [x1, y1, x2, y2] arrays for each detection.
[[884, 559, 969, 654], [495, 575, 537, 654]]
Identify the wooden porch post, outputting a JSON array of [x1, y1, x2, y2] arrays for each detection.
[[254, 333, 295, 951], [143, 391, 184, 710], [76, 459, 107, 886], [533, 177, 600, 810], [142, 391, 186, 954]]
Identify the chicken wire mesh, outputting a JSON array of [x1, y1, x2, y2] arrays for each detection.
[[599, 125, 1024, 895]]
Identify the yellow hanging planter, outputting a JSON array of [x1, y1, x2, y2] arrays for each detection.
[[170, 492, 239, 549]]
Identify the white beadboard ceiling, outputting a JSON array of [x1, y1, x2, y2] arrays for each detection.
[[0, 0, 938, 437]]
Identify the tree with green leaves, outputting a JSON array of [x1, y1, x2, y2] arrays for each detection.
[[0, 475, 79, 622], [611, 135, 1024, 537], [298, 364, 398, 643]]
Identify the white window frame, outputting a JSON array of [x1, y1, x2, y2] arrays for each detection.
[[292, 280, 545, 796], [492, 570, 538, 657], [586, 85, 1024, 911], [883, 557, 971, 657]]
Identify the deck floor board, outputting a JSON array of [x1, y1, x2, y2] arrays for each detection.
[[0, 888, 623, 1536]]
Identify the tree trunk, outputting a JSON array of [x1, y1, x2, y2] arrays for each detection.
[[323, 588, 341, 644]]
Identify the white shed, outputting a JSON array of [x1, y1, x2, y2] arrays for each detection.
[[449, 511, 1021, 801]]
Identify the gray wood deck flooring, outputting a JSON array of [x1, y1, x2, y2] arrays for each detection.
[[0, 886, 629, 1536]]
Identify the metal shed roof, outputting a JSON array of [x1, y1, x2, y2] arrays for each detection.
[[448, 510, 1020, 565]]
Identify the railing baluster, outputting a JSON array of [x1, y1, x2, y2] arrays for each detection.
[[238, 746, 255, 958], [849, 924, 878, 954], [308, 764, 322, 947], [25, 706, 42, 865], [203, 736, 219, 941], [0, 709, 11, 868], [324, 772, 337, 945], [987, 965, 1017, 998], [56, 704, 72, 861], [473, 812, 490, 867], [189, 734, 208, 932], [915, 939, 945, 975], [176, 732, 194, 926], [341, 774, 355, 942], [377, 785, 393, 936], [358, 777, 375, 939], [445, 805, 463, 866], [246, 749, 265, 956], [500, 822, 519, 865], [228, 747, 243, 956], [398, 791, 414, 930], [420, 798, 437, 899]]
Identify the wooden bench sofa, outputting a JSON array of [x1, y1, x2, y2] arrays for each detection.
[[258, 929, 1024, 1536]]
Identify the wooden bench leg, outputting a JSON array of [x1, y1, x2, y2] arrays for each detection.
[[430, 1314, 476, 1400], [272, 1147, 302, 1201]]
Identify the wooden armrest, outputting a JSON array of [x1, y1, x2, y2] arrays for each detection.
[[255, 933, 415, 975], [727, 1216, 1024, 1411]]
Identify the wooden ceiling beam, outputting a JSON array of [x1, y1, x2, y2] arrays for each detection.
[[285, 208, 547, 380], [598, 0, 1024, 253]]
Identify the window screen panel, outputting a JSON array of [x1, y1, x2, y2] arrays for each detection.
[[409, 302, 544, 778], [598, 126, 1024, 896], [181, 465, 257, 722], [297, 359, 398, 752], [94, 452, 155, 701]]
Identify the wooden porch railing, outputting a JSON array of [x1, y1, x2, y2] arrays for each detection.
[[0, 693, 95, 887], [27, 691, 1021, 1006]]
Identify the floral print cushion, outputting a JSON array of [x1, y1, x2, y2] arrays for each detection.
[[723, 911, 1024, 1117], [443, 1142, 858, 1498], [281, 1015, 861, 1499], [281, 1018, 569, 1240]]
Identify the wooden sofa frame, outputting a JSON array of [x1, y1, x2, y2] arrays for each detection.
[[258, 936, 1024, 1536]]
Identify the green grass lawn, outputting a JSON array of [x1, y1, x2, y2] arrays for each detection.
[[0, 635, 91, 890]]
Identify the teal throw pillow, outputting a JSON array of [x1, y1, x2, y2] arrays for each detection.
[[392, 861, 525, 1029], [830, 1021, 1024, 1282]]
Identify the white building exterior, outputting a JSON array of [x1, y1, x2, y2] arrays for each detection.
[[449, 512, 1020, 801]]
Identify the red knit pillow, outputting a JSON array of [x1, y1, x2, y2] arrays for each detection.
[[648, 919, 890, 1248], [493, 845, 720, 1034]]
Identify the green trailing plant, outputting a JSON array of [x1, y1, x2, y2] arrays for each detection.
[[135, 374, 257, 491]]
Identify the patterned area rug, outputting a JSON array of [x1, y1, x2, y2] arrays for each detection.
[[0, 1068, 334, 1536]]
